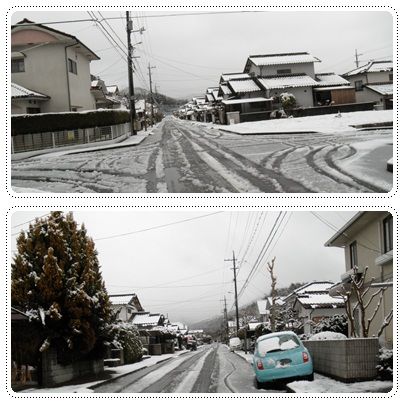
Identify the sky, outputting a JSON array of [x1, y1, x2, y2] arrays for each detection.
[[10, 9, 393, 98], [10, 210, 357, 325]]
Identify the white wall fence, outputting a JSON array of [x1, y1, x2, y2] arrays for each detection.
[[11, 122, 131, 154]]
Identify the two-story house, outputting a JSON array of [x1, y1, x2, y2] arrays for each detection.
[[325, 211, 393, 348], [11, 19, 99, 114], [343, 60, 393, 109], [109, 293, 144, 322]]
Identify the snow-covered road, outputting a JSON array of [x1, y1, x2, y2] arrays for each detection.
[[92, 343, 283, 393], [11, 117, 393, 193]]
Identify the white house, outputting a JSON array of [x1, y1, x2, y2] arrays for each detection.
[[343, 60, 393, 109], [326, 212, 393, 348], [109, 293, 144, 322], [11, 18, 99, 113]]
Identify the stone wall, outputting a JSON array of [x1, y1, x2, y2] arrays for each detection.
[[41, 347, 104, 387], [303, 337, 379, 382]]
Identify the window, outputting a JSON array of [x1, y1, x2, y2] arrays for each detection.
[[383, 215, 393, 253], [68, 58, 77, 75], [11, 58, 25, 73], [349, 241, 358, 268], [354, 80, 363, 91], [277, 68, 292, 75]]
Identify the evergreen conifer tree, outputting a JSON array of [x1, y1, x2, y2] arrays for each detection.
[[11, 211, 112, 363]]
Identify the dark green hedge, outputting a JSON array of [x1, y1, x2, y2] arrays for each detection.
[[12, 109, 130, 136]]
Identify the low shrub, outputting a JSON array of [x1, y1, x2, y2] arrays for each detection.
[[12, 109, 130, 136], [377, 347, 393, 380]]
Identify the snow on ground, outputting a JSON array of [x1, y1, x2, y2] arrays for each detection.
[[287, 374, 393, 393], [335, 137, 393, 192], [19, 350, 188, 393], [223, 110, 393, 135]]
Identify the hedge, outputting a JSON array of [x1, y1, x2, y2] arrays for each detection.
[[11, 109, 130, 136]]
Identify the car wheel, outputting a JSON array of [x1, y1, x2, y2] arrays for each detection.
[[255, 378, 263, 389], [306, 373, 314, 382]]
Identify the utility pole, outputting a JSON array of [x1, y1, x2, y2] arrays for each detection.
[[126, 11, 136, 136], [225, 251, 239, 332], [148, 63, 156, 126], [223, 295, 229, 343], [355, 48, 363, 68]]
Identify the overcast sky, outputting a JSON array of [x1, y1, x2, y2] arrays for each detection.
[[10, 210, 356, 325], [11, 9, 393, 98]]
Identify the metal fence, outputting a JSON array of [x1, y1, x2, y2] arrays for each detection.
[[11, 122, 131, 154]]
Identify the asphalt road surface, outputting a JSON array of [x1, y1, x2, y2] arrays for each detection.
[[92, 344, 286, 393], [11, 117, 393, 193]]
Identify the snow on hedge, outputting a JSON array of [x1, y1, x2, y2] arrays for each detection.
[[309, 331, 347, 341]]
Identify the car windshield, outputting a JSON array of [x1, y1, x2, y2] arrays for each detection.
[[257, 334, 300, 356]]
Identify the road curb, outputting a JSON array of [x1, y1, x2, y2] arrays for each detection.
[[88, 350, 189, 390], [220, 129, 318, 136]]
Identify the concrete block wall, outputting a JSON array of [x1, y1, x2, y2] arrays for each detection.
[[41, 347, 104, 387], [303, 338, 379, 382]]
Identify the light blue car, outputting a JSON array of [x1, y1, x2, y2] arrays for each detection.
[[252, 331, 313, 388]]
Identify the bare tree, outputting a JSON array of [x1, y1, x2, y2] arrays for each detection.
[[266, 257, 277, 332], [338, 266, 393, 338]]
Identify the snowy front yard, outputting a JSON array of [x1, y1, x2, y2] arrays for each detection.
[[222, 110, 393, 134]]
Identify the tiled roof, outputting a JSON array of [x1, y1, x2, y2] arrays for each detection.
[[258, 74, 318, 89], [248, 52, 320, 67], [206, 93, 214, 102], [365, 83, 393, 95], [296, 281, 334, 294], [296, 293, 345, 309], [212, 90, 223, 101], [220, 84, 233, 96], [221, 97, 270, 105], [221, 73, 250, 82], [344, 61, 393, 76], [315, 73, 350, 87], [131, 312, 162, 326], [228, 78, 261, 93], [11, 82, 49, 99]]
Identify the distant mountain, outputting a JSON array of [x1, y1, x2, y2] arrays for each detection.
[[120, 86, 188, 109]]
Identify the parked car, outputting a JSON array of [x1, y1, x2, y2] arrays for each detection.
[[184, 335, 197, 351], [252, 331, 313, 388], [229, 337, 242, 352]]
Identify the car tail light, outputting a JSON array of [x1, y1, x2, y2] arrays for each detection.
[[302, 352, 309, 363], [256, 360, 264, 370]]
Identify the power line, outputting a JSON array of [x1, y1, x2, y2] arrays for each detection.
[[13, 11, 265, 27], [94, 212, 222, 241]]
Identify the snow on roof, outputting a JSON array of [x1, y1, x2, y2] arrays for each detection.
[[248, 52, 320, 67], [258, 74, 318, 90], [344, 60, 393, 76], [212, 90, 223, 101], [296, 293, 345, 309], [109, 296, 132, 305], [222, 97, 270, 105], [267, 296, 286, 306], [228, 320, 237, 327], [315, 73, 350, 86], [206, 87, 219, 94], [220, 84, 233, 95], [297, 281, 334, 294], [106, 85, 118, 94], [206, 93, 214, 102], [131, 312, 162, 326], [313, 85, 354, 91], [228, 78, 261, 93], [257, 300, 269, 315], [221, 73, 250, 82], [11, 82, 49, 99], [365, 83, 393, 95]]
